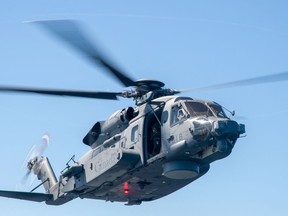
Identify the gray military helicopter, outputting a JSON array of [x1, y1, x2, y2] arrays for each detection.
[[0, 20, 287, 206]]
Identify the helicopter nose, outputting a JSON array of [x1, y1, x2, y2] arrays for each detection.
[[190, 118, 212, 142], [212, 120, 245, 140]]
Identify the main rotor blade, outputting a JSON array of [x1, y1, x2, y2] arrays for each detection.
[[32, 20, 136, 87], [0, 86, 120, 100], [182, 71, 288, 93]]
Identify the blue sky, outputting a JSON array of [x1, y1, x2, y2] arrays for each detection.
[[0, 0, 287, 215]]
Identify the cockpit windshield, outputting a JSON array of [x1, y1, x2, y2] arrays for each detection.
[[184, 101, 228, 118], [184, 101, 213, 118]]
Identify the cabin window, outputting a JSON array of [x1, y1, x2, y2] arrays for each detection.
[[131, 125, 139, 143], [92, 146, 103, 158]]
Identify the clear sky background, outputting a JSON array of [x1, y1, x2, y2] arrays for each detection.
[[0, 1, 287, 215]]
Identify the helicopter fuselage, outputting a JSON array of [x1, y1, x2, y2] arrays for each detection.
[[45, 95, 245, 205]]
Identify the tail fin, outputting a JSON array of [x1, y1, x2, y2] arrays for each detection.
[[0, 157, 57, 204], [34, 157, 57, 193]]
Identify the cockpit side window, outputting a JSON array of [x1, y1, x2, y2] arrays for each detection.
[[208, 103, 227, 118], [170, 104, 186, 126]]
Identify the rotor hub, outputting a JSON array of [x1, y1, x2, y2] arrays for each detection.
[[135, 79, 165, 91]]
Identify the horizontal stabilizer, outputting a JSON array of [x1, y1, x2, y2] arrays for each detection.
[[0, 190, 53, 202]]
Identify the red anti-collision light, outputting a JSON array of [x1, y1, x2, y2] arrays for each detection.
[[123, 182, 129, 195]]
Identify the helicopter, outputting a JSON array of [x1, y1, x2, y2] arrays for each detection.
[[0, 20, 287, 206]]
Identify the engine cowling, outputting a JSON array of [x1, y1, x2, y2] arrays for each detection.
[[83, 107, 134, 148]]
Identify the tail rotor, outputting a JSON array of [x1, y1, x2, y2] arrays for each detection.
[[21, 133, 50, 188]]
